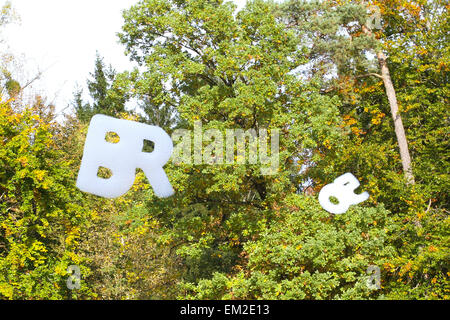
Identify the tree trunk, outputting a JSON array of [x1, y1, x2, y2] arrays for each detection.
[[363, 26, 415, 184], [376, 50, 415, 184]]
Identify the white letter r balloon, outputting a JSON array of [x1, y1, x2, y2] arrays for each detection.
[[76, 114, 174, 199]]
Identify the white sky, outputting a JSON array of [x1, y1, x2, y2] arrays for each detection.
[[1, 0, 247, 115]]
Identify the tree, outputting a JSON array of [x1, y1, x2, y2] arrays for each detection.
[[185, 195, 396, 299], [72, 87, 92, 123], [281, 0, 449, 299], [74, 53, 128, 122], [0, 98, 94, 299], [118, 0, 353, 296], [1, 1, 20, 100], [281, 0, 415, 184], [1, 0, 447, 300], [127, 69, 179, 129]]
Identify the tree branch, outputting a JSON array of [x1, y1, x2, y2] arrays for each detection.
[[356, 72, 384, 80]]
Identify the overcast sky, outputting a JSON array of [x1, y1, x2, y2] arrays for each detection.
[[1, 0, 246, 115]]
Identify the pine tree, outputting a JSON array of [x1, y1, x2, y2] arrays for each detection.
[[73, 52, 127, 122], [282, 0, 415, 184], [72, 87, 92, 123]]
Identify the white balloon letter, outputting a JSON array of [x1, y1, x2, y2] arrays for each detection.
[[318, 173, 369, 214], [76, 114, 174, 198]]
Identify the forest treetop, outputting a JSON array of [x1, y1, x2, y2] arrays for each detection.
[[0, 0, 448, 300]]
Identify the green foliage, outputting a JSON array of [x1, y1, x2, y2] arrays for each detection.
[[385, 205, 449, 299], [183, 195, 396, 299], [127, 69, 179, 129], [282, 0, 449, 209], [116, 0, 349, 294], [0, 100, 94, 299], [280, 0, 450, 299], [74, 53, 129, 122], [0, 0, 447, 300], [5, 79, 20, 98]]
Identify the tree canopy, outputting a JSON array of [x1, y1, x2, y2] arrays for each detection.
[[0, 0, 448, 300]]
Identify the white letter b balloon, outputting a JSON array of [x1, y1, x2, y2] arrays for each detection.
[[318, 173, 369, 214], [76, 114, 174, 199]]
